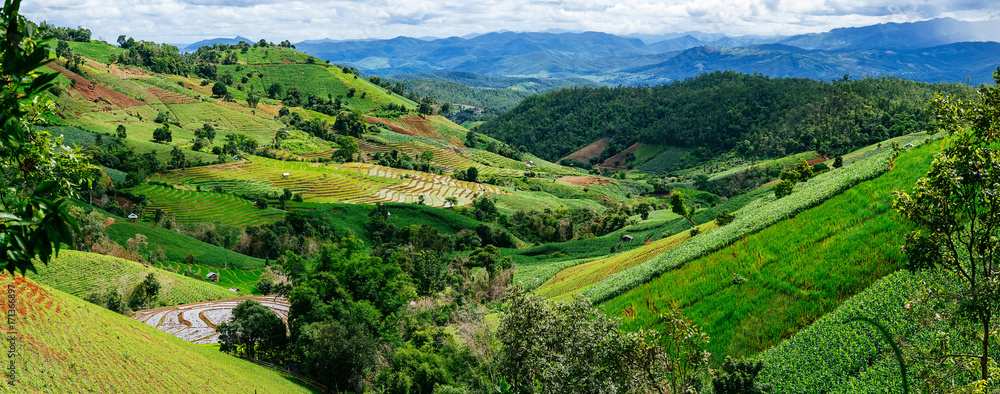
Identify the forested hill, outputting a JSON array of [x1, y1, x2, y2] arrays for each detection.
[[478, 71, 974, 163]]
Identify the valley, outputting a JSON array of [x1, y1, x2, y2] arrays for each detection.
[[3, 4, 1000, 393]]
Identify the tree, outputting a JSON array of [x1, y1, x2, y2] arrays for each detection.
[[893, 68, 1000, 382], [169, 146, 187, 169], [246, 87, 260, 114], [465, 166, 478, 183], [444, 196, 458, 208], [212, 82, 228, 97], [833, 156, 844, 168], [0, 1, 93, 275], [116, 124, 127, 139], [440, 102, 451, 114], [467, 245, 512, 280], [715, 209, 735, 226], [195, 123, 216, 145], [774, 179, 794, 198], [335, 136, 359, 162], [670, 192, 696, 227], [218, 299, 287, 361], [266, 82, 284, 99], [128, 273, 160, 310], [152, 124, 172, 143], [333, 110, 369, 137]]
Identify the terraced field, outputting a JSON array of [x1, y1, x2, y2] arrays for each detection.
[[27, 250, 234, 307], [152, 155, 505, 208], [134, 296, 289, 344], [0, 275, 310, 393], [133, 183, 285, 227]]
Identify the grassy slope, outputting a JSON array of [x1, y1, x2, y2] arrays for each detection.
[[0, 274, 312, 393], [105, 219, 266, 270], [599, 138, 945, 361], [27, 250, 235, 307]]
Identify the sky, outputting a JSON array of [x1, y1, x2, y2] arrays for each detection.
[[21, 0, 1000, 45]]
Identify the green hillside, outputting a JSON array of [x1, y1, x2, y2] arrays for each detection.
[[598, 137, 945, 361], [479, 71, 972, 165], [27, 250, 235, 307], [0, 274, 312, 393], [104, 219, 266, 270]]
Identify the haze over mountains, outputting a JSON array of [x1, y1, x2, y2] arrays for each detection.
[[189, 18, 1000, 85]]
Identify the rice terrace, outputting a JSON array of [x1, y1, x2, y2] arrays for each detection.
[[5, 0, 1000, 392]]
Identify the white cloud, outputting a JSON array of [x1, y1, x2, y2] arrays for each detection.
[[20, 0, 1000, 44]]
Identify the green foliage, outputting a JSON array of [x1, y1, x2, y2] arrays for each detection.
[[670, 192, 696, 227], [218, 299, 287, 360], [714, 209, 735, 226], [585, 143, 903, 303], [893, 68, 1000, 381], [497, 290, 666, 393], [0, 1, 94, 275], [479, 71, 970, 164], [774, 179, 795, 198], [28, 250, 235, 306]]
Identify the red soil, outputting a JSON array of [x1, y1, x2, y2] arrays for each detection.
[[46, 63, 144, 109], [556, 175, 616, 187], [561, 137, 610, 163]]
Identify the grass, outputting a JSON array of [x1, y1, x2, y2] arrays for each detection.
[[0, 274, 313, 393], [27, 250, 235, 307], [155, 261, 264, 294], [598, 138, 946, 362], [65, 40, 123, 63], [217, 63, 414, 113], [537, 220, 718, 302], [104, 219, 266, 270]]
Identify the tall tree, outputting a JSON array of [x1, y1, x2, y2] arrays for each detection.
[[670, 192, 696, 227], [893, 68, 1000, 382]]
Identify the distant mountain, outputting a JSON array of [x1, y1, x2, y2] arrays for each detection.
[[779, 18, 1000, 50], [182, 36, 253, 52], [294, 18, 1000, 85], [627, 41, 1000, 85], [294, 31, 651, 76]]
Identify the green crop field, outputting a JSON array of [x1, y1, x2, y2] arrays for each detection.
[[133, 183, 286, 227], [66, 40, 123, 63], [155, 261, 265, 294], [0, 274, 313, 393], [636, 146, 689, 173], [598, 138, 945, 363], [27, 250, 235, 307], [537, 220, 719, 302], [105, 219, 265, 270], [217, 63, 415, 112], [151, 155, 506, 208]]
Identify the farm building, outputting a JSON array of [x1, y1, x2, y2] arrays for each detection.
[[127, 213, 139, 222], [206, 272, 219, 282], [621, 235, 634, 242]]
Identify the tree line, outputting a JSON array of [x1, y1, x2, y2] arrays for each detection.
[[478, 71, 974, 166]]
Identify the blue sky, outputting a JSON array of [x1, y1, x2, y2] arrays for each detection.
[[22, 0, 1000, 44]]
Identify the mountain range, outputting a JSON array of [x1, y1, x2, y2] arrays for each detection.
[[238, 18, 997, 85]]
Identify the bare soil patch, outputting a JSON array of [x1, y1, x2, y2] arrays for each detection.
[[561, 137, 610, 163], [556, 175, 616, 187], [47, 63, 144, 109]]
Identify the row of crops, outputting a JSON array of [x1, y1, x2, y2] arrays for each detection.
[[29, 250, 235, 307], [583, 146, 899, 303], [754, 269, 977, 392], [152, 155, 504, 209], [134, 183, 285, 227]]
